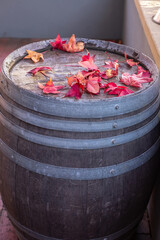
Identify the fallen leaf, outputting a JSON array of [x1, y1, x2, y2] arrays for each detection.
[[65, 83, 83, 99], [124, 52, 139, 67], [79, 53, 98, 70], [50, 34, 66, 51], [137, 65, 151, 78], [100, 69, 117, 79], [104, 82, 117, 93], [62, 34, 84, 53], [38, 78, 65, 94], [86, 76, 100, 94], [50, 34, 84, 53], [104, 82, 134, 97], [24, 50, 44, 63], [28, 67, 52, 76], [102, 60, 119, 69], [120, 72, 153, 88]]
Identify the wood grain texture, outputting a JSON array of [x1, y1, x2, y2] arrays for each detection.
[[0, 38, 159, 240], [134, 0, 160, 71]]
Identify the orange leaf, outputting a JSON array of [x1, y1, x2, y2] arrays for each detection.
[[66, 75, 77, 87], [24, 50, 44, 63], [62, 34, 84, 53]]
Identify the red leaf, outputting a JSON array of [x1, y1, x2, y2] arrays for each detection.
[[50, 34, 84, 53], [104, 82, 117, 93], [50, 34, 66, 51], [120, 72, 153, 88], [65, 83, 83, 99], [43, 87, 60, 94], [79, 53, 98, 70], [124, 52, 139, 67], [86, 76, 100, 94], [67, 71, 87, 89], [28, 67, 52, 76], [104, 82, 134, 97], [38, 78, 65, 94], [137, 65, 151, 78], [102, 60, 119, 69]]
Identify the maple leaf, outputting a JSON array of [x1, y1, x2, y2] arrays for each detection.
[[65, 83, 83, 99], [28, 67, 52, 76], [137, 65, 151, 78], [102, 60, 119, 69], [120, 72, 153, 88], [104, 82, 117, 93], [24, 50, 44, 63], [50, 34, 84, 53], [100, 69, 118, 79], [79, 53, 98, 70], [67, 71, 87, 90], [38, 78, 65, 94], [62, 34, 84, 53], [86, 76, 100, 94], [124, 52, 139, 67], [50, 34, 66, 51], [104, 82, 134, 97]]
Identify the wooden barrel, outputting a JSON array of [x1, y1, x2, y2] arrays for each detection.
[[0, 39, 160, 240]]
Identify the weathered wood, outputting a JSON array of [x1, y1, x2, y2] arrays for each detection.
[[0, 39, 159, 240], [134, 0, 160, 71]]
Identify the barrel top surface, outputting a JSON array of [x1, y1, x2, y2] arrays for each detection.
[[2, 38, 159, 102]]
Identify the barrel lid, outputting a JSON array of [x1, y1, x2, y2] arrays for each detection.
[[1, 38, 159, 118]]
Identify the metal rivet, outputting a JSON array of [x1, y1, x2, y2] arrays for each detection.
[[111, 139, 115, 144], [115, 104, 119, 110], [113, 122, 117, 128], [110, 169, 115, 174]]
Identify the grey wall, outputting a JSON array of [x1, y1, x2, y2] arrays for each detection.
[[123, 0, 153, 59], [0, 0, 124, 39], [123, 1, 160, 240]]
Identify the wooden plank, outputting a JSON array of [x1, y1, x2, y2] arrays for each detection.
[[134, 0, 160, 71]]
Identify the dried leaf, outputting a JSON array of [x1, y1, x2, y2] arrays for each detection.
[[67, 71, 86, 89], [104, 82, 117, 93], [65, 83, 83, 99], [38, 78, 65, 94], [120, 72, 153, 88], [50, 34, 84, 53], [137, 65, 151, 78], [62, 34, 84, 53], [104, 82, 134, 97], [24, 50, 44, 63], [86, 76, 100, 94], [124, 52, 139, 67], [102, 60, 119, 69], [50, 34, 66, 51], [28, 67, 52, 76], [79, 53, 98, 70], [100, 69, 117, 79]]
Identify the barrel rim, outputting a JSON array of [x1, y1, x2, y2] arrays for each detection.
[[1, 37, 159, 103], [1, 38, 159, 118]]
